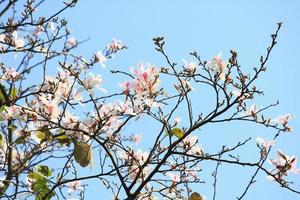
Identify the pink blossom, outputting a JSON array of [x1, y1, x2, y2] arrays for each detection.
[[182, 59, 196, 74], [82, 73, 107, 93], [130, 63, 160, 95], [256, 137, 275, 149], [0, 34, 6, 50], [38, 95, 61, 120], [12, 31, 24, 49], [73, 88, 83, 103], [174, 79, 193, 94], [67, 180, 84, 194], [3, 67, 21, 81], [166, 172, 180, 183], [180, 135, 204, 155], [128, 164, 150, 181], [244, 104, 258, 117], [107, 39, 123, 53], [209, 53, 227, 70], [274, 113, 293, 126], [119, 81, 135, 95], [174, 117, 181, 126], [132, 134, 142, 144], [185, 167, 199, 180], [134, 149, 149, 164], [116, 100, 136, 116], [268, 150, 300, 180], [0, 105, 20, 120], [33, 25, 44, 36], [61, 110, 79, 129]]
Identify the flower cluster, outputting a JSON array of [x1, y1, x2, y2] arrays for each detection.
[[268, 150, 300, 181], [179, 135, 204, 156], [121, 149, 150, 181], [120, 63, 161, 113], [207, 53, 227, 81]]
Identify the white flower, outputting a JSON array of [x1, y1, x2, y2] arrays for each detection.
[[244, 104, 258, 117], [182, 59, 196, 74], [95, 51, 107, 68], [67, 37, 77, 47], [82, 73, 106, 93], [49, 22, 56, 32]]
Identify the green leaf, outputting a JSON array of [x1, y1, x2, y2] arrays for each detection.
[[0, 106, 6, 121], [8, 124, 17, 132], [15, 136, 26, 144], [9, 87, 18, 99], [0, 134, 5, 147], [56, 172, 61, 183], [28, 172, 44, 181], [0, 89, 5, 103], [27, 166, 55, 200], [189, 192, 203, 200], [74, 142, 92, 168], [36, 165, 52, 177], [169, 127, 185, 138], [36, 131, 46, 142], [57, 134, 70, 146]]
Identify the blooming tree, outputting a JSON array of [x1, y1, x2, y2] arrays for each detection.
[[0, 1, 299, 200]]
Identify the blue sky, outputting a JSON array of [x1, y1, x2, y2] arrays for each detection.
[[9, 0, 300, 199]]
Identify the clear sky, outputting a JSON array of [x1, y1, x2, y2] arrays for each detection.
[[16, 0, 300, 199]]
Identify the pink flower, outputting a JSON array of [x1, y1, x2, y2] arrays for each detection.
[[185, 167, 199, 180], [73, 88, 83, 103], [117, 100, 136, 116], [129, 63, 160, 95], [166, 172, 180, 183], [67, 180, 84, 194], [268, 150, 300, 180], [134, 149, 149, 164], [132, 134, 142, 144], [3, 67, 21, 81], [174, 79, 193, 94], [256, 137, 275, 149], [0, 105, 20, 120], [12, 31, 24, 49], [182, 59, 196, 74], [119, 81, 135, 95], [207, 53, 227, 80], [274, 113, 293, 126], [174, 117, 181, 126], [61, 110, 79, 129], [107, 39, 123, 53], [180, 135, 204, 155], [211, 53, 226, 70], [128, 164, 150, 181], [82, 73, 107, 93], [244, 104, 258, 118]]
